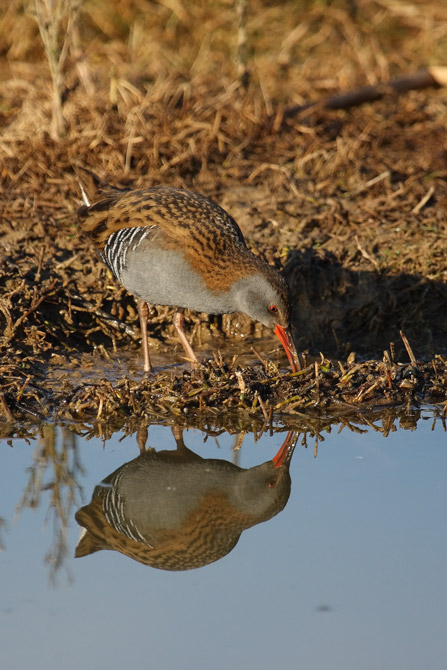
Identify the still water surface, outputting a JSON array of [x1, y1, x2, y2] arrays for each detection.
[[1, 410, 446, 670]]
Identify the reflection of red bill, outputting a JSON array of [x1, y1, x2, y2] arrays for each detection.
[[274, 324, 300, 372], [272, 430, 298, 467]]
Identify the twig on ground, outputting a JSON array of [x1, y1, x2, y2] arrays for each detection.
[[282, 68, 447, 121], [400, 330, 417, 365]]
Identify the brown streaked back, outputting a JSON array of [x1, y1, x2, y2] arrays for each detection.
[[78, 186, 268, 292], [78, 186, 245, 250]]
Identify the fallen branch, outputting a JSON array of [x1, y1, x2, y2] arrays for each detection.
[[281, 67, 447, 121]]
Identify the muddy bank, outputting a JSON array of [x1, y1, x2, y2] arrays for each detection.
[[1, 1, 447, 428]]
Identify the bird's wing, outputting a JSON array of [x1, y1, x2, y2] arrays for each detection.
[[78, 186, 257, 292], [78, 186, 246, 250]]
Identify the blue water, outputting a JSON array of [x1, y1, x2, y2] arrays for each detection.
[[1, 411, 446, 670]]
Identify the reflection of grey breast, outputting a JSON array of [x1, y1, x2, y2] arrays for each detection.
[[97, 461, 221, 547]]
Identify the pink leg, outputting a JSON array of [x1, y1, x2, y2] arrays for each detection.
[[138, 300, 152, 373], [173, 310, 200, 368]]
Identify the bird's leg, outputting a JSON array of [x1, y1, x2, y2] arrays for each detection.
[[173, 309, 200, 368], [138, 300, 153, 373]]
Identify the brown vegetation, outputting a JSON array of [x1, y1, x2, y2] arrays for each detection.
[[1, 0, 447, 429]]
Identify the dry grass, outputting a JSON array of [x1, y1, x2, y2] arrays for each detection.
[[1, 0, 447, 428]]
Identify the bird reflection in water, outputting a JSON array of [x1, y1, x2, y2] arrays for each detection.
[[75, 427, 297, 570]]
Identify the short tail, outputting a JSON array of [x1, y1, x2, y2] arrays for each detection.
[[74, 165, 128, 212], [78, 179, 90, 207]]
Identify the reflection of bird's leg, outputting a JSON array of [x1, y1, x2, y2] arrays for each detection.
[[136, 424, 148, 453], [138, 300, 152, 373], [173, 309, 199, 368], [232, 432, 245, 465], [172, 425, 186, 450], [170, 426, 202, 462]]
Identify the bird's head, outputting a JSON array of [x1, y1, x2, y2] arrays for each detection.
[[231, 265, 300, 372]]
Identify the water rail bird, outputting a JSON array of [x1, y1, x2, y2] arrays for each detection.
[[78, 182, 299, 372]]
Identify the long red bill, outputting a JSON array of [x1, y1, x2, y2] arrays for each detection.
[[274, 324, 300, 372], [272, 430, 298, 467]]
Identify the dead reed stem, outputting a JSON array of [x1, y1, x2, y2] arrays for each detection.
[[31, 0, 80, 138]]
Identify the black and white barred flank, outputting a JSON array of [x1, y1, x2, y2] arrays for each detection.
[[102, 226, 155, 280], [98, 475, 150, 546]]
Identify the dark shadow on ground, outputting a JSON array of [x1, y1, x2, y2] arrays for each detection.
[[285, 248, 447, 360]]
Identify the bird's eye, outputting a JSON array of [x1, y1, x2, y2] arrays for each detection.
[[268, 480, 277, 488], [269, 305, 278, 314]]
